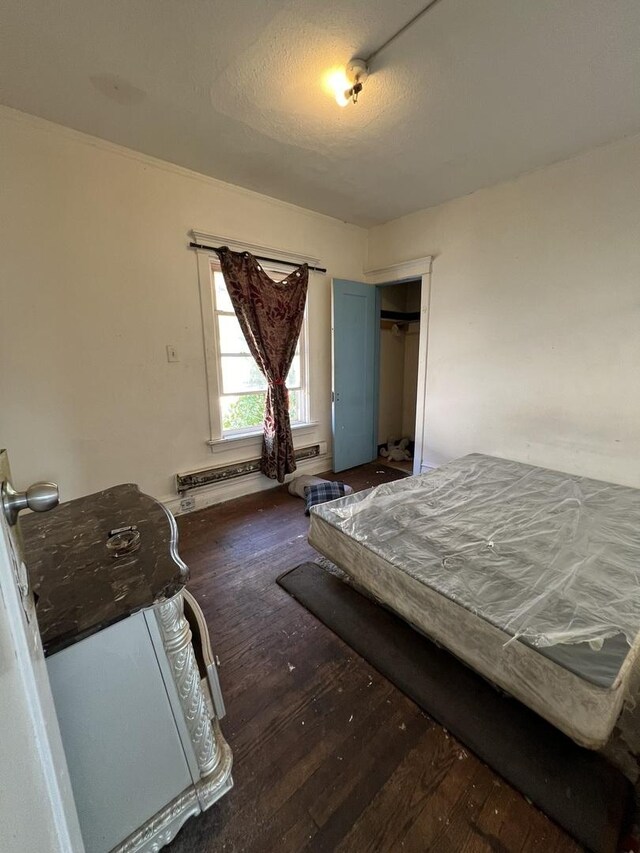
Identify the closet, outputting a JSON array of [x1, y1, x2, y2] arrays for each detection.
[[377, 280, 421, 464]]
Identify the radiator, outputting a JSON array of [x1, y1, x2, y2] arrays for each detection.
[[176, 444, 322, 494]]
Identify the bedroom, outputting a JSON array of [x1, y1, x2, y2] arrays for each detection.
[[1, 1, 639, 851]]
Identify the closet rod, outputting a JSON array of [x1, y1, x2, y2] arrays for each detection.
[[189, 242, 327, 274]]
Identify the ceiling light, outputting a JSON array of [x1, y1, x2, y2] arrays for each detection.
[[328, 59, 369, 107], [327, 0, 446, 107]]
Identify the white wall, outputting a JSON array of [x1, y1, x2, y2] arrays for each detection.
[[0, 107, 367, 503], [369, 133, 640, 487]]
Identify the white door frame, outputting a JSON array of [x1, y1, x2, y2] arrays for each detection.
[[364, 256, 433, 476]]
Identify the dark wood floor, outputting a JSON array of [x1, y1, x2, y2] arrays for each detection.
[[167, 463, 580, 853]]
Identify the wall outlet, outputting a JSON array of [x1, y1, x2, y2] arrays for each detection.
[[166, 345, 179, 363], [180, 496, 195, 512]]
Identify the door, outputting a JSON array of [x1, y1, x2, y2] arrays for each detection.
[[332, 280, 378, 472], [0, 450, 84, 852]]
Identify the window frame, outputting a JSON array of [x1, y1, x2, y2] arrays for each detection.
[[197, 252, 312, 447]]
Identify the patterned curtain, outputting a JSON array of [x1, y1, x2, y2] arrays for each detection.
[[216, 247, 309, 483]]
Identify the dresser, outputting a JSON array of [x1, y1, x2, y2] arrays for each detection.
[[22, 484, 232, 853]]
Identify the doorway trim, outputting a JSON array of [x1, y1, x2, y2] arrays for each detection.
[[364, 256, 433, 476]]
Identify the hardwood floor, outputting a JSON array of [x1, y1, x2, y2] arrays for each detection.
[[167, 463, 580, 853], [375, 455, 414, 474]]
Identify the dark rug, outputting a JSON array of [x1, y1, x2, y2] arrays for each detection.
[[277, 561, 633, 853]]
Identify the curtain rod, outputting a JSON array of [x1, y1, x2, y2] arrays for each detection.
[[189, 241, 327, 274]]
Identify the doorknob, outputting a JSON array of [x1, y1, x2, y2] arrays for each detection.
[[2, 480, 59, 526]]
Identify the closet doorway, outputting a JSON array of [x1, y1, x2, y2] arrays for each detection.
[[376, 280, 422, 473], [331, 259, 432, 475]]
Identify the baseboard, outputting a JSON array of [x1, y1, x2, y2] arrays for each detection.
[[162, 452, 333, 516]]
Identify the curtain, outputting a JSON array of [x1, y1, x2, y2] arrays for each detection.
[[216, 247, 309, 483]]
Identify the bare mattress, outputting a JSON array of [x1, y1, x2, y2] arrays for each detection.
[[308, 454, 640, 747]]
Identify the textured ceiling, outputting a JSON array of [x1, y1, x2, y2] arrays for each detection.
[[1, 0, 640, 226]]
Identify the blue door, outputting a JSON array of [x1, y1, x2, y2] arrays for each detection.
[[332, 279, 378, 472]]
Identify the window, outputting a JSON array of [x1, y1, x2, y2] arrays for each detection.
[[210, 264, 308, 439]]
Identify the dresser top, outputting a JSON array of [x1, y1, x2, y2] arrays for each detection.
[[21, 484, 188, 656]]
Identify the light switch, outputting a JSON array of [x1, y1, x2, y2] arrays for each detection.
[[166, 345, 179, 363]]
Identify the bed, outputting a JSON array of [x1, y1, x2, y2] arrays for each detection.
[[308, 453, 640, 748]]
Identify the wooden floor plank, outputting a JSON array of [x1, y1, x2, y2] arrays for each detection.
[[392, 738, 478, 852], [304, 702, 428, 852], [333, 725, 458, 853], [165, 463, 583, 853]]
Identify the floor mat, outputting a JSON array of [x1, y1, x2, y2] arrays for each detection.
[[277, 561, 633, 853]]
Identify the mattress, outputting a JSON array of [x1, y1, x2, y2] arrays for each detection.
[[308, 454, 640, 747]]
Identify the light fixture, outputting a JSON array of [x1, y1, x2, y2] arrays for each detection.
[[326, 0, 446, 107], [330, 59, 369, 107], [325, 60, 369, 107]]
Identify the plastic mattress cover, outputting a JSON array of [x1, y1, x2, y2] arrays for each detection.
[[311, 454, 640, 650]]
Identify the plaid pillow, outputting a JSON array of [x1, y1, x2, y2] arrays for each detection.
[[305, 482, 350, 515]]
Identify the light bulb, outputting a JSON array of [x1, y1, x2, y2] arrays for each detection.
[[335, 88, 351, 108], [325, 68, 352, 108]]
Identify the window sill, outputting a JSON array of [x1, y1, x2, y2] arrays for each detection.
[[206, 422, 320, 454]]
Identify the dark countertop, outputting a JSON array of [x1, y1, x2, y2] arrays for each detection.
[[21, 484, 188, 656]]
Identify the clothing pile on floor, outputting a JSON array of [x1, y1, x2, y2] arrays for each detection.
[[288, 475, 353, 515]]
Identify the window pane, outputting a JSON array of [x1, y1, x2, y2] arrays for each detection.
[[287, 355, 301, 388], [221, 393, 265, 432], [213, 271, 234, 312], [220, 356, 267, 394], [221, 390, 302, 433], [218, 314, 249, 354], [289, 389, 301, 423]]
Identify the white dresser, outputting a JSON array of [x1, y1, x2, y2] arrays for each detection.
[[47, 590, 232, 852], [22, 484, 232, 853]]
